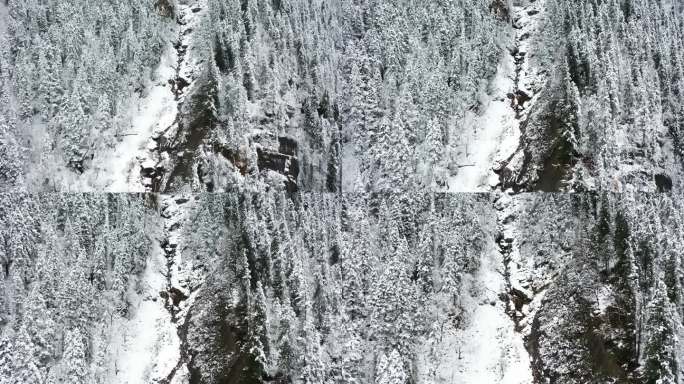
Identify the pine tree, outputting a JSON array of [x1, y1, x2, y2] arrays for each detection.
[[375, 349, 406, 384], [36, 50, 62, 120], [344, 55, 366, 149], [49, 328, 89, 384], [418, 118, 444, 187], [642, 278, 677, 384], [14, 53, 36, 119], [9, 326, 43, 384], [58, 82, 89, 169], [370, 114, 412, 192], [246, 281, 269, 376], [0, 114, 23, 187]]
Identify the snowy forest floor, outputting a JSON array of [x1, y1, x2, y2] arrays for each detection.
[[417, 193, 534, 383], [106, 48, 178, 192], [448, 0, 546, 193], [108, 1, 549, 381], [108, 228, 180, 384], [437, 1, 549, 379], [0, 2, 8, 34], [38, 0, 205, 192], [50, 0, 548, 381], [107, 193, 196, 384], [30, 33, 179, 192]]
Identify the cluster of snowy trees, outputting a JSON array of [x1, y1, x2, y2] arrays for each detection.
[[182, 0, 344, 192], [1, 190, 683, 383], [170, 191, 684, 383], [5, 0, 684, 193], [2, 0, 684, 383], [516, 193, 684, 383], [178, 192, 493, 382], [339, 0, 508, 191], [0, 0, 169, 188], [512, 0, 684, 191], [169, 0, 684, 193], [0, 194, 154, 383], [170, 0, 509, 192]]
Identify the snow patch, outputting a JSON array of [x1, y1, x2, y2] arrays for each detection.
[[104, 45, 178, 192], [498, 193, 550, 338], [448, 0, 548, 192], [0, 2, 8, 36], [137, 0, 209, 193], [107, 242, 180, 384], [162, 193, 195, 299], [595, 285, 614, 314], [448, 53, 518, 192], [106, 193, 197, 384], [41, 39, 181, 192], [417, 201, 533, 383]]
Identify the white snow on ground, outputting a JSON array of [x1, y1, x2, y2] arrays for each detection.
[[445, 252, 533, 384], [43, 0, 207, 192], [102, 4, 209, 381], [341, 144, 365, 192], [175, 0, 208, 95], [105, 193, 197, 384], [0, 2, 8, 34], [417, 215, 533, 383], [104, 47, 178, 192], [595, 285, 614, 314], [448, 55, 518, 192], [107, 242, 180, 384], [515, 2, 548, 101], [449, 0, 547, 192], [44, 40, 179, 192], [138, 0, 209, 193], [158, 193, 204, 384], [497, 193, 546, 336], [163, 194, 194, 301], [420, 3, 549, 379]]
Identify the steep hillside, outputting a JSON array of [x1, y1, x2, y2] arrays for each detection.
[[502, 0, 684, 192], [0, 0, 172, 191], [3, 0, 684, 383], [508, 192, 684, 383], [0, 193, 162, 383], [2, 192, 683, 383], [4, 0, 684, 192]]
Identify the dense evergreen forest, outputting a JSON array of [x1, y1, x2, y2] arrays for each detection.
[[1, 192, 683, 383], [1, 0, 684, 383], [2, 0, 683, 192]]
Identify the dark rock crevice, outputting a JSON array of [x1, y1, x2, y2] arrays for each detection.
[[493, 0, 586, 193], [139, 1, 212, 193], [494, 196, 537, 380], [158, 196, 200, 384]]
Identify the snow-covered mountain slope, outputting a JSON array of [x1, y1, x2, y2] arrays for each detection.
[[0, 0, 172, 191], [0, 193, 159, 383], [416, 195, 532, 383], [501, 0, 684, 192], [449, 0, 546, 192], [0, 1, 23, 189], [107, 237, 180, 384], [2, 192, 684, 383], [4, 0, 684, 383], [3, 0, 684, 192]]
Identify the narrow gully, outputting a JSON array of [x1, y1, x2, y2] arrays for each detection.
[[494, 0, 547, 193], [493, 1, 547, 379], [140, 0, 205, 193], [158, 194, 196, 384]]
